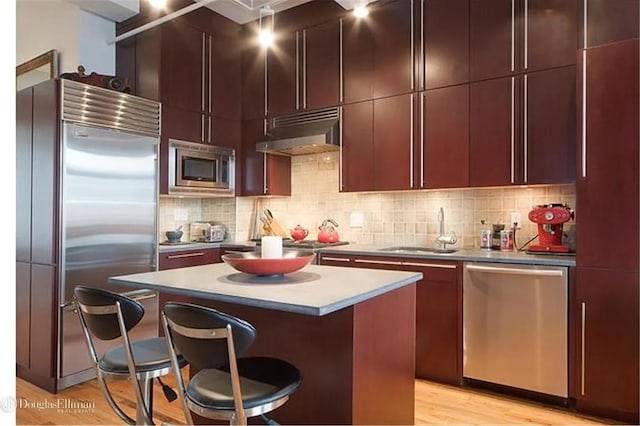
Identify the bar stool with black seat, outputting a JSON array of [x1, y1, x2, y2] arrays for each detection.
[[161, 302, 302, 426], [73, 285, 188, 425]]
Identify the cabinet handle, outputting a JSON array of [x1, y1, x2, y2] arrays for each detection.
[[581, 49, 587, 178], [303, 29, 307, 109], [410, 0, 415, 90], [420, 92, 425, 188], [402, 261, 456, 269], [510, 0, 515, 71], [208, 116, 212, 144], [202, 33, 206, 112], [410, 93, 414, 188], [339, 106, 344, 190], [297, 31, 301, 110], [201, 115, 205, 142], [420, 0, 425, 90], [354, 259, 403, 266], [264, 50, 268, 117], [510, 76, 515, 183], [465, 263, 564, 276], [321, 256, 350, 262], [166, 252, 205, 259], [524, 0, 528, 70], [581, 301, 586, 396], [523, 74, 528, 182], [208, 35, 212, 114], [583, 0, 588, 49], [339, 19, 344, 103], [263, 152, 268, 194]]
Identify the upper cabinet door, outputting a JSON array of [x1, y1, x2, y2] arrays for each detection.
[[470, 0, 515, 82], [212, 35, 241, 119], [341, 101, 374, 192], [422, 0, 470, 89], [525, 66, 576, 184], [373, 93, 414, 191], [371, 0, 414, 99], [241, 42, 266, 120], [584, 0, 640, 48], [267, 29, 298, 117], [343, 17, 374, 103], [304, 19, 341, 110], [526, 0, 578, 71], [161, 21, 204, 113]]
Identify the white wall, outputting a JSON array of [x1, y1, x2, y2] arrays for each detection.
[[17, 0, 115, 75]]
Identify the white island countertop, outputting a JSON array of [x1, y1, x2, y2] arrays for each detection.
[[109, 263, 422, 316]]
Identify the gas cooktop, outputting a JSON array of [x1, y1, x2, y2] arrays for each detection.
[[283, 240, 350, 249]]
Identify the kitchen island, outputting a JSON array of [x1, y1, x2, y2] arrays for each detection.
[[109, 263, 422, 425]]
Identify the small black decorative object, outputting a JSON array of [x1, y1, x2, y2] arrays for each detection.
[[60, 65, 131, 93]]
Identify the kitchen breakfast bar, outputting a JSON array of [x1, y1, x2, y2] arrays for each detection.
[[109, 263, 422, 425]]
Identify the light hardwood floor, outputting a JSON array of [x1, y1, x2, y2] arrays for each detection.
[[16, 376, 614, 425]]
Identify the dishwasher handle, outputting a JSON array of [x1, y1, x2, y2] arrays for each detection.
[[465, 263, 564, 277]]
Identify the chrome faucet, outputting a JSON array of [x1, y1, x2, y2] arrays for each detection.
[[435, 207, 458, 250]]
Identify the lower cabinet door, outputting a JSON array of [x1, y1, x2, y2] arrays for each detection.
[[575, 268, 639, 423]]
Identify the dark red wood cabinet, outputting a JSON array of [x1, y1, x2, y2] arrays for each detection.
[[240, 38, 267, 121], [240, 119, 291, 196], [576, 39, 639, 271], [373, 93, 414, 191], [341, 101, 374, 192], [266, 29, 298, 117], [422, 0, 469, 89], [304, 19, 341, 110], [371, 0, 414, 99], [342, 16, 374, 104], [422, 85, 470, 189], [574, 268, 639, 423], [584, 0, 639, 48], [318, 253, 462, 385], [470, 0, 578, 81]]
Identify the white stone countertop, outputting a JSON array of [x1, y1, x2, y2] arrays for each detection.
[[109, 263, 422, 316]]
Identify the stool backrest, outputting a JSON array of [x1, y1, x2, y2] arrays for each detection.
[[74, 285, 144, 341], [162, 302, 256, 370]]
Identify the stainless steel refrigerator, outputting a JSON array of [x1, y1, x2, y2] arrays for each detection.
[[56, 80, 161, 389]]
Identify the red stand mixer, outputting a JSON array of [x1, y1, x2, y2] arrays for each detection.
[[527, 204, 574, 253]]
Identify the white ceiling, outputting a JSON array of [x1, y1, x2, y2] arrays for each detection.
[[67, 0, 357, 24]]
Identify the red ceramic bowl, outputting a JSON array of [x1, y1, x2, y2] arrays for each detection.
[[221, 250, 316, 276]]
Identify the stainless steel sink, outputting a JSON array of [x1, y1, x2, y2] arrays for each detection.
[[380, 246, 458, 254]]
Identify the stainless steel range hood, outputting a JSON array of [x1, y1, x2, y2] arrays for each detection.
[[256, 107, 341, 156]]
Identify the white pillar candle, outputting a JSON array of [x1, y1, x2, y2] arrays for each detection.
[[261, 236, 283, 259]]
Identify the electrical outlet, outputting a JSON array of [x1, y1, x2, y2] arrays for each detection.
[[510, 212, 522, 229], [350, 212, 364, 228]]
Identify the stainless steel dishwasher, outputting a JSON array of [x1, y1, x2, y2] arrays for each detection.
[[463, 262, 568, 398]]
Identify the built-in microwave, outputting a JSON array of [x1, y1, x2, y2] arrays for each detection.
[[168, 139, 235, 196]]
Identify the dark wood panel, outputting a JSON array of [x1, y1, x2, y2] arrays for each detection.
[[162, 105, 204, 144], [115, 36, 137, 95], [305, 19, 341, 109], [265, 154, 291, 196], [210, 116, 240, 150], [470, 0, 516, 81], [16, 88, 32, 263], [161, 21, 203, 113], [134, 27, 160, 101], [31, 80, 58, 266], [240, 119, 266, 195], [267, 29, 298, 116], [373, 94, 413, 191], [341, 101, 374, 192], [16, 262, 31, 369], [575, 268, 639, 423], [240, 34, 266, 120], [525, 66, 576, 184], [212, 35, 241, 119], [352, 284, 415, 425], [586, 0, 639, 47], [423, 85, 470, 189], [343, 16, 374, 103], [577, 39, 639, 271], [527, 0, 578, 71], [30, 264, 57, 386], [371, 0, 414, 98], [469, 76, 518, 187], [424, 0, 470, 89]]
